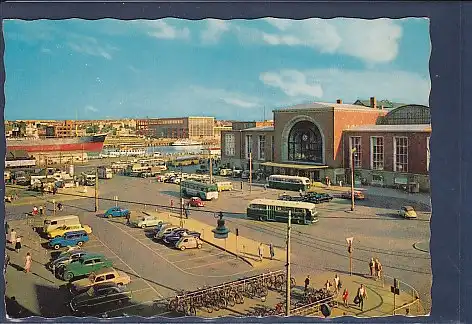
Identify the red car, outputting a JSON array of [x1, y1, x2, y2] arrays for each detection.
[[339, 191, 366, 200], [188, 197, 205, 207]]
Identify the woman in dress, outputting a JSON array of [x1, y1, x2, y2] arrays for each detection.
[[15, 236, 22, 253], [24, 252, 32, 273], [9, 228, 16, 245]]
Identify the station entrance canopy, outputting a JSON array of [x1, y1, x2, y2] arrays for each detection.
[[260, 162, 328, 170]]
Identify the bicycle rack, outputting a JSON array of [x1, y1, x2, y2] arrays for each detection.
[[291, 296, 337, 316]]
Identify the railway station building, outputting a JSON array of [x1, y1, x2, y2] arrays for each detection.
[[220, 97, 432, 192]]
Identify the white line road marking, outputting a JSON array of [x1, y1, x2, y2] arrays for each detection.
[[91, 235, 164, 299], [171, 252, 227, 264], [182, 258, 235, 271]]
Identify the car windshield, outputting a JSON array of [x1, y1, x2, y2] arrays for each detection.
[[405, 206, 414, 211]]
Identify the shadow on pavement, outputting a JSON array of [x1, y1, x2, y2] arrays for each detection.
[[5, 296, 37, 318], [112, 266, 180, 293], [158, 191, 181, 199], [34, 282, 71, 317]]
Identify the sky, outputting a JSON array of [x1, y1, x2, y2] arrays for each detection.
[[3, 18, 431, 121]]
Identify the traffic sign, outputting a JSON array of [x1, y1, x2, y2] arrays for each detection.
[[391, 286, 400, 295], [346, 237, 354, 245]]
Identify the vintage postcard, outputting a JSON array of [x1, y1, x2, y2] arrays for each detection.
[[3, 18, 431, 319]]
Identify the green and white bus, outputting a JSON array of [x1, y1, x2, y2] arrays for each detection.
[[267, 175, 311, 191], [247, 199, 319, 225], [180, 180, 219, 201]]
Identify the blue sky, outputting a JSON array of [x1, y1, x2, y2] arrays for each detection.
[[4, 18, 431, 121]]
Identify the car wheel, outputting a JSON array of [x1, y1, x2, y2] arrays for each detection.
[[77, 241, 84, 247], [117, 282, 123, 287], [141, 224, 146, 229], [55, 235, 61, 238], [107, 215, 112, 218], [197, 244, 202, 249], [54, 244, 61, 250], [64, 271, 74, 281], [180, 246, 186, 251]]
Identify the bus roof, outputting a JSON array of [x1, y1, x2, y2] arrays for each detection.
[[182, 180, 217, 187], [248, 199, 317, 210], [269, 175, 310, 180]]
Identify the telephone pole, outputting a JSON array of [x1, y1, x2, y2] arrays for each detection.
[[249, 152, 253, 193], [94, 167, 99, 212], [209, 151, 213, 184], [286, 210, 292, 316], [179, 166, 184, 228]]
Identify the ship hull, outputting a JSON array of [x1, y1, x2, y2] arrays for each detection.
[[7, 134, 107, 153]]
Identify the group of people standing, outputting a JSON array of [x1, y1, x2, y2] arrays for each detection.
[[5, 223, 32, 274], [257, 243, 275, 262], [369, 257, 383, 280]]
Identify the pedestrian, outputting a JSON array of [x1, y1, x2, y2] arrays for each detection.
[[15, 236, 22, 253], [375, 259, 383, 281], [334, 274, 340, 294], [369, 257, 375, 278], [269, 243, 275, 260], [304, 275, 310, 292], [356, 284, 367, 311], [24, 252, 32, 273], [9, 228, 17, 245], [264, 183, 267, 191], [299, 189, 303, 197], [5, 221, 9, 236], [258, 243, 264, 262], [32, 206, 38, 216], [325, 280, 331, 292], [39, 205, 44, 215], [126, 213, 130, 225], [5, 253, 10, 274], [170, 200, 174, 210], [342, 288, 349, 307], [53, 186, 57, 195]]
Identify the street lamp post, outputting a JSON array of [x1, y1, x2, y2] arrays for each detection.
[[285, 210, 292, 316], [179, 166, 184, 228], [350, 148, 356, 212]]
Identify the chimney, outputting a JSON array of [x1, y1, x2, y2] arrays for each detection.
[[336, 99, 343, 104], [370, 97, 377, 109]]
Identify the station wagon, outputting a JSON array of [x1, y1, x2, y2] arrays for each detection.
[[48, 231, 89, 250], [62, 253, 113, 281], [70, 267, 131, 295], [69, 283, 132, 315]]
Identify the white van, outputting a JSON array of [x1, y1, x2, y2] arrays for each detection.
[[43, 215, 81, 233]]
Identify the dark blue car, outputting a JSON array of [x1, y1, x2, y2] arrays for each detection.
[[48, 230, 89, 250], [163, 230, 201, 245], [104, 207, 130, 218]]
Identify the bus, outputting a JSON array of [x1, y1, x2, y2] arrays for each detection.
[[247, 199, 319, 225], [267, 175, 311, 191], [180, 180, 219, 201], [170, 156, 200, 167], [139, 158, 167, 170]]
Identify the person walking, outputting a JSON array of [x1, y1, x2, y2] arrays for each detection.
[[5, 253, 10, 274], [304, 275, 311, 293], [369, 257, 375, 278], [375, 259, 382, 281], [334, 274, 340, 294], [269, 243, 275, 260], [39, 205, 44, 215], [170, 200, 174, 210], [258, 243, 264, 262], [342, 288, 349, 307], [356, 284, 367, 311], [15, 236, 22, 253], [32, 206, 38, 216], [24, 252, 32, 273], [325, 280, 332, 292], [126, 213, 131, 226], [9, 228, 17, 245]]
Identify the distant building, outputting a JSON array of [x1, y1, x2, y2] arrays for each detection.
[[137, 117, 215, 140]]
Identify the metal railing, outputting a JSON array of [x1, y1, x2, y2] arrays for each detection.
[[291, 295, 337, 316], [382, 274, 422, 314]]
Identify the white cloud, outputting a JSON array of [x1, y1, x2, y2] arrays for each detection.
[[200, 19, 229, 44], [260, 70, 323, 98], [67, 34, 116, 60], [238, 18, 403, 64], [142, 20, 190, 40], [85, 105, 98, 112], [190, 86, 260, 108], [259, 68, 430, 105]]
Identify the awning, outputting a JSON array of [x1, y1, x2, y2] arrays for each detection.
[[260, 162, 329, 170]]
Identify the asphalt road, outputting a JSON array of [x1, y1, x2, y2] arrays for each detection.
[[5, 171, 432, 315]]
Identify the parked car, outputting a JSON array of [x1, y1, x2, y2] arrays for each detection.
[[103, 207, 130, 218], [154, 226, 181, 241], [175, 236, 203, 250], [156, 175, 167, 182], [132, 216, 162, 229], [150, 222, 172, 236], [304, 192, 333, 204], [62, 253, 113, 281], [69, 267, 131, 295], [398, 205, 417, 219], [48, 250, 89, 275], [164, 231, 201, 246], [339, 191, 366, 200], [48, 231, 89, 250], [69, 283, 132, 315], [47, 224, 93, 239], [278, 194, 304, 202], [188, 197, 205, 207]]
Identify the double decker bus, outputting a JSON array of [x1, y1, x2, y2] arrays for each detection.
[[267, 175, 311, 191], [180, 180, 219, 201], [247, 199, 319, 225]]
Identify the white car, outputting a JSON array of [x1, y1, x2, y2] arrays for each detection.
[[133, 216, 162, 229]]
